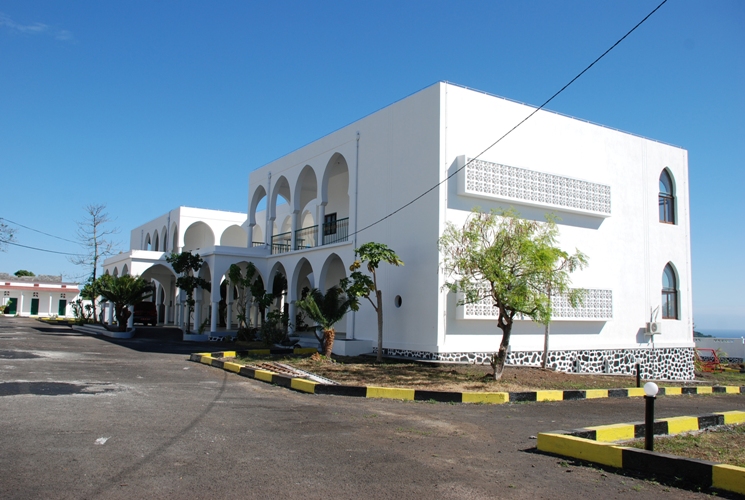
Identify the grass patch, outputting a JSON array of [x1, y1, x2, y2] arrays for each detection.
[[629, 424, 745, 467]]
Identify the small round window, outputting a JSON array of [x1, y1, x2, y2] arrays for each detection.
[[394, 295, 402, 308]]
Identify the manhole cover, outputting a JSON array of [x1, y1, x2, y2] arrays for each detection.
[[0, 350, 41, 359]]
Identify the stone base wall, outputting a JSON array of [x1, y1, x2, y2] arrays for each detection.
[[377, 347, 695, 381]]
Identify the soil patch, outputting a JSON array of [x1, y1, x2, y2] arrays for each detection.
[[227, 353, 698, 392]]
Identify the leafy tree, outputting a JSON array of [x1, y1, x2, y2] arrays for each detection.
[[0, 218, 15, 252], [296, 286, 357, 356], [249, 275, 274, 325], [69, 204, 119, 323], [166, 251, 211, 334], [439, 209, 587, 380], [345, 242, 403, 362], [97, 274, 154, 332], [14, 270, 35, 277], [228, 262, 258, 332]]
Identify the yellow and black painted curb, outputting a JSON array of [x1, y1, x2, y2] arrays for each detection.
[[537, 411, 745, 495], [191, 351, 745, 404]]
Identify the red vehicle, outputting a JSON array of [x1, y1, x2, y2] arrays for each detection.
[[133, 302, 158, 326]]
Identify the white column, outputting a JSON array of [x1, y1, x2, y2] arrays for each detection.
[[290, 210, 299, 251], [247, 223, 254, 247], [48, 295, 53, 316], [194, 300, 202, 332], [156, 287, 164, 325], [317, 203, 326, 246], [210, 301, 218, 333], [127, 305, 134, 329], [288, 288, 297, 336], [19, 292, 24, 316], [108, 303, 114, 325]]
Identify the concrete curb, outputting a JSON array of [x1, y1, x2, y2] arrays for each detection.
[[190, 351, 745, 404], [537, 411, 745, 496]]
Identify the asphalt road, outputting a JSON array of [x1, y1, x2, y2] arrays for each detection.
[[1, 316, 743, 500]]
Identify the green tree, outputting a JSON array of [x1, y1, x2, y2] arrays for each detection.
[[14, 270, 35, 277], [345, 242, 404, 362], [439, 209, 587, 380], [97, 274, 154, 332], [166, 251, 211, 334], [296, 286, 357, 356], [228, 262, 258, 332], [69, 204, 119, 323]]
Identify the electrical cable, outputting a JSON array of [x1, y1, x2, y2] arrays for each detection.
[[0, 217, 78, 244], [348, 0, 668, 239], [0, 239, 82, 256]]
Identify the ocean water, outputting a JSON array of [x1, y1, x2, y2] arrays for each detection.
[[699, 329, 745, 339]]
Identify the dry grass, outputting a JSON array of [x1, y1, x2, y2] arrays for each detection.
[[629, 424, 745, 467], [230, 353, 673, 392]]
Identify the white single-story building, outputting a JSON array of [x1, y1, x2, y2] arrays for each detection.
[[0, 273, 80, 318], [105, 82, 694, 379]]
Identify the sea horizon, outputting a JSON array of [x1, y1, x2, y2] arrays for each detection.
[[698, 329, 745, 339]]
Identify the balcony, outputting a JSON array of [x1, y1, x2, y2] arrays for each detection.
[[271, 218, 349, 255]]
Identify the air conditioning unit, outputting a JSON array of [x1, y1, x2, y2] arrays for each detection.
[[646, 322, 662, 335]]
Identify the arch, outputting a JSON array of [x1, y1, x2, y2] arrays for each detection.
[[293, 165, 318, 213], [144, 233, 152, 251], [270, 175, 291, 220], [122, 264, 129, 276], [183, 222, 215, 252], [659, 168, 676, 224], [112, 267, 119, 278], [661, 263, 679, 320], [291, 258, 315, 300], [279, 215, 292, 235], [249, 185, 267, 226], [161, 225, 168, 250], [319, 253, 346, 292], [321, 153, 350, 245], [170, 223, 179, 252], [252, 225, 263, 246], [153, 232, 160, 252], [220, 225, 248, 247]]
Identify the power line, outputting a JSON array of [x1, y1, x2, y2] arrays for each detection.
[[0, 239, 82, 256], [0, 217, 78, 244], [350, 0, 668, 239]]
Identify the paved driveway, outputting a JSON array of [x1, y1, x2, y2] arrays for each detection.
[[1, 316, 743, 499]]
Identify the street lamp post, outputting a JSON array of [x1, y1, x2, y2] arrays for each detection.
[[643, 381, 659, 451]]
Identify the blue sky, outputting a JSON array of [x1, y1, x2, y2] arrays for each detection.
[[0, 1, 742, 329]]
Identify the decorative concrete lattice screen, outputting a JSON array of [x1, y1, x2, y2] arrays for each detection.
[[458, 289, 613, 321], [458, 157, 611, 216]]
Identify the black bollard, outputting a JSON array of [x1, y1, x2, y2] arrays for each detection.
[[636, 363, 641, 388], [644, 394, 655, 451]]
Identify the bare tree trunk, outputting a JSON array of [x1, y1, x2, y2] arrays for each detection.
[[490, 323, 512, 380], [375, 289, 383, 362], [542, 321, 550, 369], [322, 328, 335, 357]]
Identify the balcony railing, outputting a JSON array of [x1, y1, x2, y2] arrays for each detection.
[[271, 231, 292, 255], [269, 218, 350, 255], [251, 241, 266, 247], [323, 217, 349, 245]]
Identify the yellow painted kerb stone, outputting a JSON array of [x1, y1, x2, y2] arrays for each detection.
[[536, 390, 563, 402], [663, 416, 699, 435], [626, 387, 646, 397], [663, 387, 682, 395], [291, 378, 318, 393], [584, 389, 608, 399], [462, 392, 509, 404], [366, 386, 415, 400], [254, 369, 274, 382], [712, 464, 745, 495], [536, 433, 623, 468], [200, 356, 213, 365], [697, 386, 713, 394], [223, 362, 242, 373], [587, 423, 635, 442], [717, 411, 745, 425]]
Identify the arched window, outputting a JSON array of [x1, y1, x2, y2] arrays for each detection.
[[662, 264, 678, 319], [659, 169, 675, 224]]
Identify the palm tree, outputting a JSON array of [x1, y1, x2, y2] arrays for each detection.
[[98, 274, 154, 332], [295, 286, 355, 356]]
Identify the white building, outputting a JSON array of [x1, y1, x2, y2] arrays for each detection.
[[0, 273, 80, 317], [105, 82, 694, 379]]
